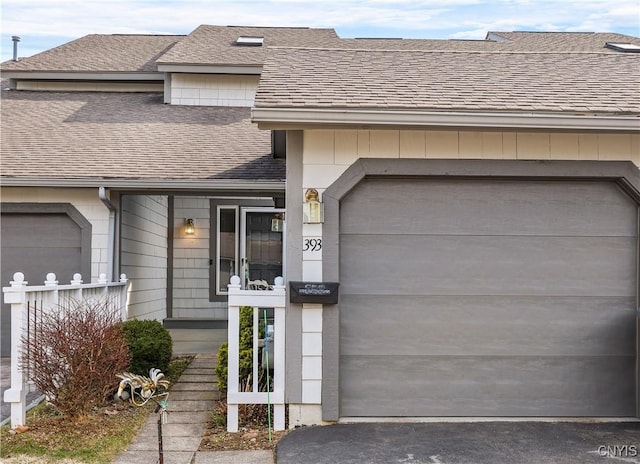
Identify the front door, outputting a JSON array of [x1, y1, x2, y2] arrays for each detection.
[[240, 208, 285, 289]]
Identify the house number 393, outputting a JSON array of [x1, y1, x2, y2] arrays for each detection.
[[303, 238, 322, 252]]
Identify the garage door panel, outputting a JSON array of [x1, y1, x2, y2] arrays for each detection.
[[1, 214, 82, 247], [3, 247, 82, 284], [342, 179, 637, 236], [338, 176, 637, 418], [340, 235, 635, 297], [341, 180, 637, 237], [1, 211, 86, 357], [340, 295, 636, 357], [340, 355, 636, 417]]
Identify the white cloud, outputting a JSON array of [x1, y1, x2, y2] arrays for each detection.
[[1, 0, 638, 61]]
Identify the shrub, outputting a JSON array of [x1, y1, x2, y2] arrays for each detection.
[[216, 343, 228, 392], [215, 306, 265, 393], [21, 297, 130, 418], [121, 319, 173, 375]]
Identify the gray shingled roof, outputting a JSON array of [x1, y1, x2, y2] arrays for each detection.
[[156, 25, 339, 65], [1, 34, 183, 72], [488, 31, 640, 52], [255, 48, 640, 114], [339, 31, 640, 52], [1, 89, 283, 182]]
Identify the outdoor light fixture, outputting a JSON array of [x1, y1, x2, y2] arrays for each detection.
[[184, 218, 195, 235], [303, 188, 324, 224], [271, 213, 285, 232]]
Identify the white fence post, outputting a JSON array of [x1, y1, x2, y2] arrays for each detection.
[[272, 276, 286, 431], [226, 275, 286, 432], [3, 272, 28, 427], [227, 275, 241, 432], [119, 273, 128, 321]]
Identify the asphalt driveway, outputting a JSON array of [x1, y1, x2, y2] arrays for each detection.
[[276, 421, 640, 464]]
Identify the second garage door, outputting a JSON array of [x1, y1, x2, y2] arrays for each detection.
[[339, 178, 637, 417], [1, 210, 89, 357]]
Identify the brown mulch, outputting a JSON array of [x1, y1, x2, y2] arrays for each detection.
[[200, 425, 287, 451], [199, 398, 288, 451]]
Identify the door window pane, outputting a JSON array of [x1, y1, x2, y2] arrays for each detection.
[[243, 211, 283, 288], [218, 208, 236, 294]]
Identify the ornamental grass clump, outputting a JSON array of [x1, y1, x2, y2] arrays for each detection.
[[20, 297, 130, 418]]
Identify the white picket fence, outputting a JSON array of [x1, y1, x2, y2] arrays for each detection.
[[2, 271, 129, 428], [226, 275, 286, 432]]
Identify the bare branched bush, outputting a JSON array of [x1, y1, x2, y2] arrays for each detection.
[[21, 297, 131, 418]]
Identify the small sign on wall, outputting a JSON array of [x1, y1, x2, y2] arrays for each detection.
[[289, 281, 339, 304]]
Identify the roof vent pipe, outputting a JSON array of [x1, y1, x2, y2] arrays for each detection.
[[11, 36, 20, 61]]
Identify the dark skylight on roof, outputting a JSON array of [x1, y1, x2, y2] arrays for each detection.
[[605, 42, 640, 52], [236, 36, 264, 46]]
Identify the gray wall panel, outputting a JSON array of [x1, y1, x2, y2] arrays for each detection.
[[285, 130, 304, 403], [340, 295, 636, 357], [340, 235, 636, 297], [341, 180, 637, 237], [340, 355, 636, 417]]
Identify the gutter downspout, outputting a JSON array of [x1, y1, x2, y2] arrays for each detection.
[[99, 187, 116, 282]]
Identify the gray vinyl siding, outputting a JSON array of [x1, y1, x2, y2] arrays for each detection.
[[172, 196, 227, 320], [121, 195, 169, 321]]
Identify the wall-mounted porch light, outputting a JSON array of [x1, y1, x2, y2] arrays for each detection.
[[271, 213, 285, 232], [184, 218, 196, 235], [303, 188, 324, 224]]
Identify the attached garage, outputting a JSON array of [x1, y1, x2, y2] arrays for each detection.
[[0, 204, 91, 357], [322, 159, 640, 419]]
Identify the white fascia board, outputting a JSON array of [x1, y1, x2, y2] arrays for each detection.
[[251, 107, 640, 131], [0, 177, 285, 192], [3, 71, 164, 81], [157, 63, 262, 75]]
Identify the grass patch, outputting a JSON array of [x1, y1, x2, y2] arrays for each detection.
[[0, 355, 194, 464]]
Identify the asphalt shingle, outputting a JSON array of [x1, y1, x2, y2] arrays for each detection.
[[1, 90, 283, 182], [156, 25, 339, 66], [255, 48, 640, 113], [1, 35, 183, 72]]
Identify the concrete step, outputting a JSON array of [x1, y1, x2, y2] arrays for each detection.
[[169, 400, 215, 412], [183, 368, 217, 375], [177, 374, 217, 383], [114, 450, 195, 464], [170, 390, 220, 401], [171, 382, 219, 392]]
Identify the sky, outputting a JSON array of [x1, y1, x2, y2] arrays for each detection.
[[1, 0, 639, 62]]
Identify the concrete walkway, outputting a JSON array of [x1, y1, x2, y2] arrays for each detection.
[[114, 353, 275, 464]]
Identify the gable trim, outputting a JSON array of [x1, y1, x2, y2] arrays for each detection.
[[252, 107, 640, 131]]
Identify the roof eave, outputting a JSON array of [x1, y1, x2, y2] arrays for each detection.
[[157, 63, 262, 74], [0, 177, 285, 193], [1, 71, 164, 81], [252, 107, 640, 132]]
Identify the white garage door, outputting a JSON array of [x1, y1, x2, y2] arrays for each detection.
[[339, 179, 637, 417]]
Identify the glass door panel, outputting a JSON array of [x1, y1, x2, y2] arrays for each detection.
[[241, 209, 284, 289], [217, 207, 238, 294]]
